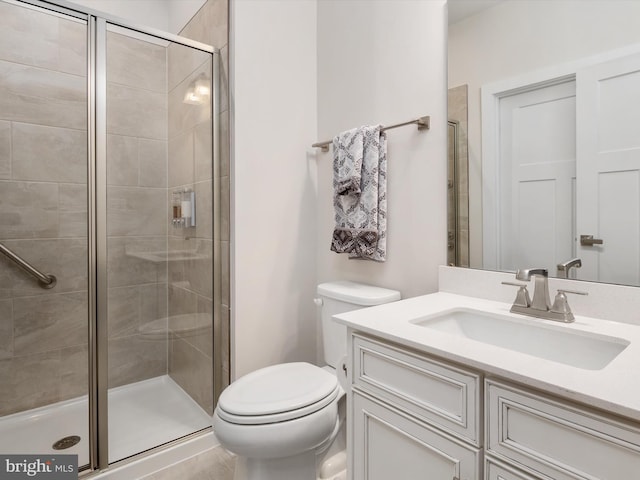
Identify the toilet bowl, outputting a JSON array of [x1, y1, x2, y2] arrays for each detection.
[[214, 363, 344, 480], [213, 281, 401, 480]]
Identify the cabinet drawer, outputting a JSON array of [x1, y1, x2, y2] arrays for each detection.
[[352, 334, 481, 445], [486, 379, 640, 480], [485, 457, 544, 480], [353, 390, 481, 480]]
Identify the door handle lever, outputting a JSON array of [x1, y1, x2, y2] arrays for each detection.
[[580, 235, 603, 246]]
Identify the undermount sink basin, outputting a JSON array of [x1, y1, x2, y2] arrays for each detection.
[[412, 309, 629, 370]]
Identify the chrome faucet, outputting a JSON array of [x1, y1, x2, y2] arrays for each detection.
[[502, 267, 588, 322], [557, 258, 582, 279]]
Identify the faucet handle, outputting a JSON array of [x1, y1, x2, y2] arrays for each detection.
[[502, 281, 531, 308], [557, 288, 588, 296], [550, 289, 588, 322]]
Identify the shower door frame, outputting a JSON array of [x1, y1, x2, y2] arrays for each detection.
[[7, 0, 221, 473]]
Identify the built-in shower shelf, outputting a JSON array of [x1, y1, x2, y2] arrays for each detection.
[[138, 313, 212, 341], [126, 250, 209, 263]]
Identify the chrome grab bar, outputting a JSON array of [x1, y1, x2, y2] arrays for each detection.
[[0, 242, 57, 289]]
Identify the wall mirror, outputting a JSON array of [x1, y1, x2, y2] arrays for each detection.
[[448, 0, 640, 286]]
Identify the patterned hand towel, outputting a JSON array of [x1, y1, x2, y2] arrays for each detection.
[[333, 127, 364, 196], [330, 125, 387, 262]]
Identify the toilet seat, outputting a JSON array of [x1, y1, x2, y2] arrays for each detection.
[[216, 362, 339, 425]]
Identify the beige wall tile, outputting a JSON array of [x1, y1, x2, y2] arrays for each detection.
[[107, 83, 167, 140], [0, 299, 12, 360], [168, 131, 195, 188], [168, 284, 198, 318], [180, 0, 228, 50], [169, 336, 212, 415], [108, 286, 140, 338], [194, 120, 212, 182], [0, 181, 58, 238], [0, 238, 87, 297], [58, 344, 88, 401], [107, 134, 138, 186], [168, 61, 211, 139], [185, 239, 212, 298], [108, 334, 167, 388], [140, 283, 168, 325], [107, 32, 167, 93], [167, 43, 210, 93], [57, 18, 87, 77], [0, 4, 86, 76], [0, 61, 86, 129], [12, 123, 87, 183], [13, 292, 87, 356], [59, 183, 88, 238], [0, 121, 10, 179], [0, 350, 60, 416], [194, 181, 212, 239], [107, 186, 167, 236], [0, 2, 59, 71], [207, 0, 229, 49], [107, 236, 167, 287], [167, 236, 188, 285], [195, 297, 213, 358], [139, 138, 168, 188]]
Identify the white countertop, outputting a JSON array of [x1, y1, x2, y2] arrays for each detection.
[[333, 292, 640, 423]]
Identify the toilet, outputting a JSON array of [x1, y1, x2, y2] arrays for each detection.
[[213, 281, 401, 480]]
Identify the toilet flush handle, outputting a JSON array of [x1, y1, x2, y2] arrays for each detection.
[[313, 297, 323, 306]]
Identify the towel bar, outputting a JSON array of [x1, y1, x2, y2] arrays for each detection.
[[312, 115, 430, 152]]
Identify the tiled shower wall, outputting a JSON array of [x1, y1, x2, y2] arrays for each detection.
[[171, 0, 230, 409], [106, 31, 169, 389], [0, 0, 228, 418], [166, 43, 214, 414], [0, 3, 89, 416]]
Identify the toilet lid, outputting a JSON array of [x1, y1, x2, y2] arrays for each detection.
[[217, 362, 338, 421]]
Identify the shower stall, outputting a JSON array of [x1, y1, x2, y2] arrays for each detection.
[[0, 0, 221, 473]]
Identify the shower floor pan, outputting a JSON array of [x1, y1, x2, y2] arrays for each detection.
[[0, 375, 211, 466]]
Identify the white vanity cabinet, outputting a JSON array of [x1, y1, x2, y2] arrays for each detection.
[[349, 333, 482, 480], [347, 332, 640, 480], [485, 379, 640, 480]]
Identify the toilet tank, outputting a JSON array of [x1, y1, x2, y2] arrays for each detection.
[[316, 281, 401, 368]]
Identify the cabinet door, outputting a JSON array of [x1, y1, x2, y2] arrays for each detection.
[[485, 457, 544, 480], [352, 390, 480, 480], [486, 379, 640, 480], [352, 334, 481, 445]]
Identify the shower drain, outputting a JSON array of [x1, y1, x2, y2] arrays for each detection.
[[52, 436, 81, 450]]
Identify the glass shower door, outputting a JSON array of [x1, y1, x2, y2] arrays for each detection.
[[104, 23, 214, 463], [0, 0, 90, 469]]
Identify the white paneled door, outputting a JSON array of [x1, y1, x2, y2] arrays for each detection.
[[577, 52, 640, 285], [496, 81, 576, 273]]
